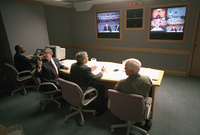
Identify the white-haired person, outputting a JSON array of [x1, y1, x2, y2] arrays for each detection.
[[114, 58, 152, 131], [35, 48, 69, 89], [114, 58, 152, 100]]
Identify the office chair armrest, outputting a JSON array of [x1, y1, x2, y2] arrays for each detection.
[[146, 97, 152, 105], [18, 70, 32, 75], [144, 97, 152, 119], [85, 88, 97, 94], [82, 88, 98, 106], [17, 70, 32, 81], [17, 70, 32, 80], [37, 82, 60, 94]]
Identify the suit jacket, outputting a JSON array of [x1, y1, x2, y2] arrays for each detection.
[[14, 52, 37, 71], [103, 26, 112, 32], [70, 62, 103, 92], [34, 57, 64, 84]]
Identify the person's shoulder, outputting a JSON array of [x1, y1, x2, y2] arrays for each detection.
[[118, 79, 127, 84], [139, 75, 152, 83], [70, 62, 78, 68], [15, 53, 26, 59], [53, 57, 59, 61], [15, 52, 22, 56], [82, 64, 91, 70], [140, 74, 150, 79]]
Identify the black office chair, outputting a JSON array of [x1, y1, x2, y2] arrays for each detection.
[[4, 63, 34, 96]]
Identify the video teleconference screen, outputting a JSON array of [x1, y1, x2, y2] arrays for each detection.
[[96, 11, 120, 39], [150, 6, 187, 40]]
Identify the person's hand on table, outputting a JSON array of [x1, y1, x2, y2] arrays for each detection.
[[91, 65, 97, 72], [101, 66, 106, 73], [64, 66, 70, 70]]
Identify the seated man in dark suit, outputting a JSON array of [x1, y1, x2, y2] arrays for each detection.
[[70, 51, 107, 116], [14, 45, 39, 72], [103, 23, 112, 32], [34, 48, 69, 89]]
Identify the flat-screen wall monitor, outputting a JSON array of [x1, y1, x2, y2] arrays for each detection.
[[45, 45, 66, 60], [96, 11, 120, 39], [150, 5, 187, 40]]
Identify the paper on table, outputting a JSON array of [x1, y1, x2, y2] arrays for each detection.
[[139, 68, 160, 81], [60, 60, 76, 67]]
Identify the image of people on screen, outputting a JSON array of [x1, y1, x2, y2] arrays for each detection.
[[151, 24, 164, 31], [151, 20, 165, 31], [166, 25, 184, 32], [152, 9, 167, 21], [179, 26, 184, 32], [156, 14, 162, 19], [103, 23, 112, 32], [96, 11, 120, 33], [115, 23, 120, 32], [150, 6, 186, 33], [171, 27, 177, 32]]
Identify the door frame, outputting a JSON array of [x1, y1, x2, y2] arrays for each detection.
[[187, 5, 200, 76]]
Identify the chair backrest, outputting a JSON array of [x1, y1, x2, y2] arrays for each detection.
[[32, 69, 60, 94], [108, 89, 145, 122], [58, 78, 83, 107], [4, 63, 18, 80]]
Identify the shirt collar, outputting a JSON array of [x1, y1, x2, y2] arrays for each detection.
[[127, 74, 140, 79]]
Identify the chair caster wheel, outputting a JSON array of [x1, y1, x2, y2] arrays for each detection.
[[65, 117, 68, 122], [41, 106, 45, 111], [79, 121, 84, 126]]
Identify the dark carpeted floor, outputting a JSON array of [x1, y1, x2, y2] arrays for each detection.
[[0, 74, 200, 135]]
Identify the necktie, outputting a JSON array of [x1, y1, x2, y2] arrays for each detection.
[[50, 61, 59, 80]]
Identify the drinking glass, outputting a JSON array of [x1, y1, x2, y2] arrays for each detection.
[[91, 58, 97, 63]]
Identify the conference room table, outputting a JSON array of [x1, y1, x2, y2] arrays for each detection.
[[60, 59, 164, 119]]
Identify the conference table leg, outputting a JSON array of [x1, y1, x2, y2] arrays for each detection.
[[150, 86, 158, 119], [93, 81, 116, 98]]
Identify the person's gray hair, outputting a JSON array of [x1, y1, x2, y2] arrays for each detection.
[[75, 51, 87, 63], [44, 48, 53, 55], [125, 58, 141, 73]]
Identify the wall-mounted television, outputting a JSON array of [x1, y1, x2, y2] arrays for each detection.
[[148, 2, 190, 42], [95, 9, 122, 40]]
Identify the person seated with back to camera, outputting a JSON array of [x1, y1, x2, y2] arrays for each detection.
[[113, 58, 152, 131], [14, 44, 40, 72], [69, 51, 107, 116], [114, 58, 152, 100], [34, 48, 69, 90]]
